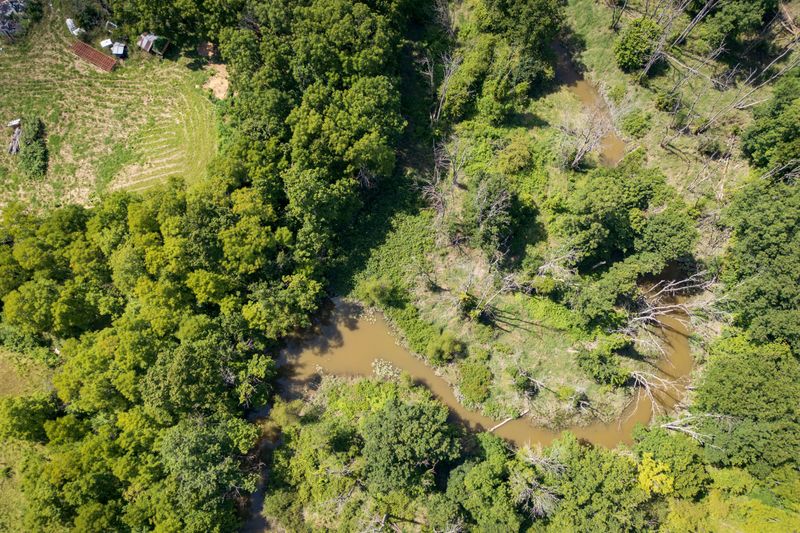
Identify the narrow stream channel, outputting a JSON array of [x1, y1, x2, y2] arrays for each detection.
[[280, 299, 692, 449], [553, 41, 627, 166]]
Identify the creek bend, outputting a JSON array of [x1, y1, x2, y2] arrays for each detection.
[[278, 299, 692, 450]]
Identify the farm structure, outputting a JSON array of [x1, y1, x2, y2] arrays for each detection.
[[71, 40, 117, 71], [6, 119, 20, 154], [0, 0, 25, 39], [137, 33, 169, 55]]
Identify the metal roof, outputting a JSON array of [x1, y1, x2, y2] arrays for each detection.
[[71, 41, 117, 72]]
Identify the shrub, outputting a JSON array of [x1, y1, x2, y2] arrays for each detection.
[[620, 110, 652, 138], [359, 276, 400, 308], [655, 90, 680, 112], [697, 135, 723, 158], [457, 291, 479, 318], [614, 18, 661, 72], [17, 116, 48, 179], [577, 334, 631, 387], [459, 360, 492, 404], [556, 385, 576, 402], [425, 332, 466, 365]]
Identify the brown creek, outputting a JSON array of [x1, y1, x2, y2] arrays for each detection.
[[279, 299, 692, 450], [553, 42, 627, 166]]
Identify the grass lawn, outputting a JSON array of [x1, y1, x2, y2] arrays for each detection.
[[0, 3, 219, 209], [0, 350, 52, 533]]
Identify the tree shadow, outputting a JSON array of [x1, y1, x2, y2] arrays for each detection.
[[327, 15, 439, 296]]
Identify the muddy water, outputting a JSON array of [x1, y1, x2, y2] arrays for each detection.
[[280, 299, 692, 449], [553, 42, 626, 166]]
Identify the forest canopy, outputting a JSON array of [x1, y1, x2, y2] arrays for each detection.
[[0, 0, 798, 531]]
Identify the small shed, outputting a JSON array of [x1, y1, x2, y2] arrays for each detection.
[[100, 38, 112, 48], [111, 42, 125, 57], [65, 18, 84, 36], [7, 118, 21, 155], [137, 33, 169, 56]]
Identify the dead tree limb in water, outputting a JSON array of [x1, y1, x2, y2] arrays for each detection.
[[560, 105, 612, 169], [630, 371, 681, 414], [616, 271, 723, 350]]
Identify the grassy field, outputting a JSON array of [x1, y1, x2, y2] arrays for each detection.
[[0, 350, 52, 533], [0, 4, 219, 209]]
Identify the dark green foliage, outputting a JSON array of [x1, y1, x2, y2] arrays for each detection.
[[461, 172, 514, 255], [690, 0, 779, 48], [157, 417, 259, 531], [363, 397, 460, 493], [480, 0, 565, 83], [614, 17, 661, 72], [17, 116, 48, 179], [577, 334, 630, 387], [458, 359, 493, 404], [425, 331, 466, 364], [741, 69, 799, 181], [620, 109, 651, 138], [109, 0, 245, 42], [0, 167, 322, 529], [440, 0, 565, 124], [547, 433, 650, 530], [220, 0, 407, 271], [0, 393, 57, 442], [722, 179, 800, 352], [634, 427, 710, 499], [358, 276, 401, 307], [63, 0, 107, 29], [558, 154, 696, 324], [559, 153, 695, 271], [445, 433, 523, 530], [695, 336, 800, 477]]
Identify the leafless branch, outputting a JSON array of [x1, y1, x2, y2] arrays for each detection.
[[661, 413, 737, 446]]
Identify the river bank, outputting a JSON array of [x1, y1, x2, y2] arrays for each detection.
[[278, 298, 692, 449]]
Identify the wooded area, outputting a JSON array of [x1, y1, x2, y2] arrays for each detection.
[[0, 0, 798, 531]]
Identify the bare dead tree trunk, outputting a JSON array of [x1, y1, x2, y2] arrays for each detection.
[[611, 0, 628, 30], [661, 413, 737, 445], [616, 271, 723, 348], [641, 0, 694, 78], [698, 40, 799, 133], [629, 370, 681, 414], [672, 0, 720, 46], [433, 0, 456, 39], [561, 105, 613, 169]]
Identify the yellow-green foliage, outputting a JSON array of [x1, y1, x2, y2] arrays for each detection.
[[637, 453, 674, 496]]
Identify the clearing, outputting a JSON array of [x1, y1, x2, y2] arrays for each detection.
[[0, 6, 219, 208]]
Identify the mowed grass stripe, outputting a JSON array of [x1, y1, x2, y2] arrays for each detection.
[[0, 1, 219, 207]]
